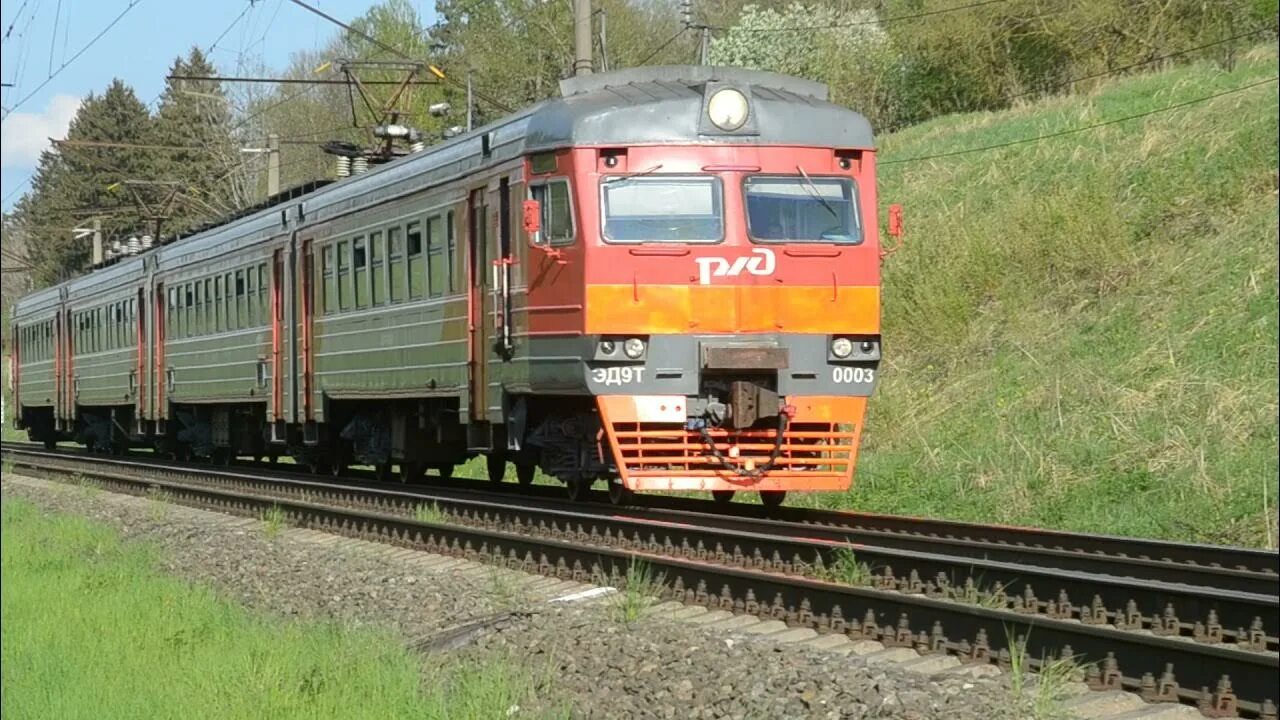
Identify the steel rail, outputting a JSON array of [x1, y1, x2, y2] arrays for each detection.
[[3, 446, 1277, 718], [6, 441, 1273, 594]]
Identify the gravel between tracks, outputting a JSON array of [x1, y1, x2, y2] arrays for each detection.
[[3, 474, 1033, 720]]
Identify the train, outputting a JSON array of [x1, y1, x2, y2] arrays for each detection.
[[8, 65, 886, 507]]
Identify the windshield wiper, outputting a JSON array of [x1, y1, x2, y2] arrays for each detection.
[[796, 164, 839, 220], [603, 164, 665, 186]]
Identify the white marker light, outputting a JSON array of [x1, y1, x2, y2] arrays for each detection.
[[707, 88, 749, 131], [831, 337, 853, 358], [623, 337, 647, 359]]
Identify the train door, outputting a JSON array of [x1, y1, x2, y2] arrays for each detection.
[[294, 233, 317, 434], [134, 286, 146, 434], [468, 187, 490, 423], [53, 308, 64, 429], [152, 282, 167, 425], [269, 246, 286, 439]]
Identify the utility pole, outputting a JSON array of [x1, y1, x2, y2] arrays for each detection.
[[699, 26, 710, 65], [466, 71, 474, 132], [90, 218, 103, 265], [574, 0, 593, 76], [597, 9, 609, 73], [266, 133, 280, 197]]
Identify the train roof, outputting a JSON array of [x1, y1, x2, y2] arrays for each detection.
[[13, 65, 875, 316]]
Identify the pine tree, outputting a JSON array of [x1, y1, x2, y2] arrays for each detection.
[[14, 79, 154, 285], [152, 47, 242, 233]]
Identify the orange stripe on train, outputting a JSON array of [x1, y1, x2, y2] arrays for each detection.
[[584, 285, 880, 334]]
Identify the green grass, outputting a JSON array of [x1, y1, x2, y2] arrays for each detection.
[[609, 558, 663, 625], [815, 547, 874, 586], [798, 47, 1279, 548], [260, 503, 286, 538], [1, 498, 550, 719]]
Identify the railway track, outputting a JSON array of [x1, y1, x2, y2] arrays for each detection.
[[3, 442, 1277, 718]]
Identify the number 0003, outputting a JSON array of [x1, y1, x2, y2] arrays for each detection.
[[832, 367, 875, 384]]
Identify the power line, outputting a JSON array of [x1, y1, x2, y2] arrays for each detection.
[[711, 0, 1011, 33], [637, 27, 687, 66], [2, 0, 144, 122], [3, 0, 34, 39], [287, 0, 514, 114], [286, 0, 412, 61], [168, 74, 439, 86], [206, 0, 254, 54], [3, 176, 34, 205], [1008, 27, 1274, 100], [882, 76, 1278, 165]]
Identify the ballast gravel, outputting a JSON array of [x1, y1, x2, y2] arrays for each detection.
[[4, 474, 1036, 720]]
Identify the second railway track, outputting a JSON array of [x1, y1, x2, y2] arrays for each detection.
[[3, 442, 1277, 718]]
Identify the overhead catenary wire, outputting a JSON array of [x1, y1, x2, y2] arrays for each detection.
[[636, 26, 687, 66], [1009, 26, 1276, 101], [2, 0, 144, 121], [881, 75, 1278, 165], [710, 0, 1011, 33], [286, 0, 514, 114]]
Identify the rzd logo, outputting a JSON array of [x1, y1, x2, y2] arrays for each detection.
[[695, 248, 776, 285]]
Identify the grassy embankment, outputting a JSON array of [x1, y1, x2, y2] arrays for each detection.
[[0, 498, 549, 719], [811, 48, 1278, 548]]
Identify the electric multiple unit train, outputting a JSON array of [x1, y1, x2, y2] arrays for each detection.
[[10, 65, 885, 506]]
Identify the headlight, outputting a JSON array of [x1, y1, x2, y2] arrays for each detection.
[[707, 88, 749, 131], [623, 337, 646, 359], [598, 340, 617, 355], [831, 337, 853, 358]]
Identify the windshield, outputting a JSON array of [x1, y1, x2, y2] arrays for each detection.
[[601, 176, 723, 243], [744, 176, 862, 244]]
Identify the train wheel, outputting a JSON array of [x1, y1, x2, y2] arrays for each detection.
[[712, 490, 735, 504], [565, 477, 589, 502], [759, 491, 787, 509], [607, 480, 633, 506], [43, 438, 57, 451], [515, 463, 536, 487], [486, 454, 506, 484], [374, 463, 393, 483], [400, 461, 424, 484], [330, 462, 346, 479], [435, 464, 454, 480]]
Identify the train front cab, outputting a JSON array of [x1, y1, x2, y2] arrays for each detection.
[[525, 131, 881, 505]]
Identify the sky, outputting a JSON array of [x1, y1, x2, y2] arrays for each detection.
[[0, 0, 438, 213]]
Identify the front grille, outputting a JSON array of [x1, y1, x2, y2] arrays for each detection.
[[596, 395, 865, 492]]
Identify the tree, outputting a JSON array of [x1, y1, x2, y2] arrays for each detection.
[[152, 47, 245, 233], [709, 3, 906, 130], [13, 79, 155, 285]]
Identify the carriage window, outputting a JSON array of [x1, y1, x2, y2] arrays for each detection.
[[531, 180, 574, 246], [194, 282, 205, 335], [601, 176, 723, 243], [214, 276, 224, 332], [185, 284, 195, 338], [446, 211, 457, 292], [388, 227, 405, 303], [744, 176, 862, 244], [258, 264, 267, 325], [235, 270, 247, 329], [427, 215, 444, 298], [246, 267, 257, 325], [369, 230, 385, 305], [337, 240, 351, 311], [203, 279, 212, 332], [353, 236, 368, 309], [406, 221, 423, 299], [322, 245, 336, 314]]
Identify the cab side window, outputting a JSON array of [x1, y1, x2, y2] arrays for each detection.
[[530, 180, 574, 246]]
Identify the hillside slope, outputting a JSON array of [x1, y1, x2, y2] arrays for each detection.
[[829, 48, 1279, 548]]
